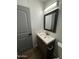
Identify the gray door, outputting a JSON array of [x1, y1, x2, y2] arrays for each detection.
[[17, 5, 33, 54]]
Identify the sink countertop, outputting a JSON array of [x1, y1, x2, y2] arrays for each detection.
[[37, 32, 55, 45]]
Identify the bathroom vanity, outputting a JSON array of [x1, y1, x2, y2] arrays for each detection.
[[37, 30, 55, 59], [37, 8, 59, 59]]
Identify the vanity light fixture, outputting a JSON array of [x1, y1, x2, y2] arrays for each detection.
[[44, 2, 57, 12]]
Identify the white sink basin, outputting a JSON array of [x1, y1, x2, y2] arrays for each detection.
[[37, 32, 55, 45]]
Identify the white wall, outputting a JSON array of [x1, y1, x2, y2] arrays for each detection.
[[44, 0, 57, 9], [56, 1, 62, 43], [17, 0, 30, 7], [17, 0, 44, 47], [56, 1, 62, 59]]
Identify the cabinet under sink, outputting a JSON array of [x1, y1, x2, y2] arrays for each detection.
[[37, 31, 56, 59]]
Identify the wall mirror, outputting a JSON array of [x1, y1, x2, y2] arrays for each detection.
[[44, 9, 59, 33]]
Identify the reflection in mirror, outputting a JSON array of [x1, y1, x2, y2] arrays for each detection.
[[51, 12, 56, 31], [45, 14, 52, 30]]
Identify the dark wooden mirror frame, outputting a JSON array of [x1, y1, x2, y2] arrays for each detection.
[[44, 9, 59, 33]]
